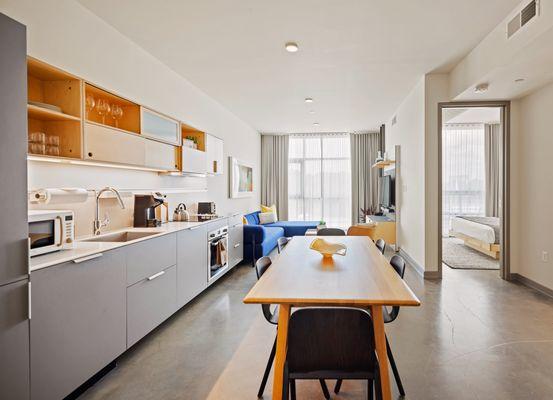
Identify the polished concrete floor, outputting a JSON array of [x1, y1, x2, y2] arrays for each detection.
[[80, 258, 553, 400]]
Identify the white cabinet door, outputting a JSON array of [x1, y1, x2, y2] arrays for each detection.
[[140, 107, 180, 145], [85, 122, 176, 170], [205, 133, 224, 175], [182, 146, 207, 174]]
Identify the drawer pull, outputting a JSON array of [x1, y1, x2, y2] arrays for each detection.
[[189, 226, 201, 230], [147, 270, 165, 281], [232, 223, 242, 228], [73, 253, 103, 264], [234, 243, 241, 248]]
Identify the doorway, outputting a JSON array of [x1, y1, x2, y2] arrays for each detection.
[[438, 102, 510, 280]]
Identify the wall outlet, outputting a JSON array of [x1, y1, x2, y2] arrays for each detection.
[[542, 251, 549, 262]]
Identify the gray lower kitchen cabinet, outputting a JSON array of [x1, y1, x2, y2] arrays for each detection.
[[0, 279, 29, 400], [127, 265, 177, 347], [30, 249, 126, 400], [176, 226, 208, 308], [126, 233, 176, 286], [228, 223, 244, 268]]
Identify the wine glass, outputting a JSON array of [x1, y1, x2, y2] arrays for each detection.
[[85, 94, 95, 119], [96, 99, 111, 124], [111, 104, 123, 128]]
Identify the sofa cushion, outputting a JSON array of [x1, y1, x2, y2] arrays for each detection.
[[244, 211, 260, 225], [265, 221, 319, 237]]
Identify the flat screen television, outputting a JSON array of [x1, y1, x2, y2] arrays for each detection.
[[379, 175, 395, 208]]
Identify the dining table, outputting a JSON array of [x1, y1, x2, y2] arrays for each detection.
[[243, 235, 421, 400]]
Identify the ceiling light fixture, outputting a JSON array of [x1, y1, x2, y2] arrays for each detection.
[[285, 42, 299, 53], [305, 98, 314, 103], [474, 83, 489, 93], [313, 123, 320, 126]]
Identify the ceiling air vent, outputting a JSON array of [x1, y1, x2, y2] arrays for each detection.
[[508, 0, 539, 38]]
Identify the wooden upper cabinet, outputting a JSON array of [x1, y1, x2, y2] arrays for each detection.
[[27, 58, 82, 159], [140, 107, 180, 145]]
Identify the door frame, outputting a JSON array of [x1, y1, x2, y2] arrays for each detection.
[[437, 101, 511, 280]]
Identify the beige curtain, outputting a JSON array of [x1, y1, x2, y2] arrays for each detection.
[[350, 132, 381, 224], [485, 123, 501, 217], [261, 135, 289, 220]]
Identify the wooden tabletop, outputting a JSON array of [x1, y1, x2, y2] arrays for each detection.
[[244, 236, 420, 307]]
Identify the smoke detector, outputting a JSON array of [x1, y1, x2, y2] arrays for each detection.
[[474, 83, 489, 93]]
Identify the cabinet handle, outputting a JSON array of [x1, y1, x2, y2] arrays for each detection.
[[73, 253, 103, 264], [28, 282, 32, 320], [234, 243, 241, 248], [147, 270, 165, 281], [189, 225, 202, 230]]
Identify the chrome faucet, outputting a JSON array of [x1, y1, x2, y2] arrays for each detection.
[[93, 187, 125, 235]]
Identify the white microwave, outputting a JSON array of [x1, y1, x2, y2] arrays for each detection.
[[28, 210, 75, 257]]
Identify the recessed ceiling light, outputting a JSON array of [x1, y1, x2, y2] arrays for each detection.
[[305, 98, 314, 103], [515, 78, 525, 83], [474, 83, 489, 93], [313, 122, 320, 126], [285, 42, 299, 53]]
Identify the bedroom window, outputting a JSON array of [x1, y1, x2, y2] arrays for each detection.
[[288, 134, 351, 228], [442, 123, 486, 236]]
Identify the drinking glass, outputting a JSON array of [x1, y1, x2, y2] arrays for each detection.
[[29, 132, 46, 144], [85, 94, 95, 119], [46, 135, 60, 146], [96, 99, 111, 124], [111, 104, 123, 128], [46, 145, 60, 156]]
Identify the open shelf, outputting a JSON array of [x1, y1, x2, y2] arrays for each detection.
[[85, 83, 140, 134], [28, 117, 82, 159], [27, 104, 81, 122], [181, 123, 206, 151]]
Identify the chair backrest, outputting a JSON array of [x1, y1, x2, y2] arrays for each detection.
[[287, 308, 378, 373], [277, 236, 290, 253], [317, 228, 346, 236], [375, 238, 386, 254], [254, 256, 278, 325], [383, 254, 406, 323]]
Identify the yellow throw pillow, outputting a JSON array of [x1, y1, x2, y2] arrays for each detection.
[[261, 204, 278, 221], [242, 216, 248, 225]]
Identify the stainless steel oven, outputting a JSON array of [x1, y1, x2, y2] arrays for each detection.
[[207, 225, 228, 283], [28, 210, 75, 257]]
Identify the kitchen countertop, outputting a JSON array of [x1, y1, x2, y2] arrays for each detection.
[[30, 214, 240, 272]]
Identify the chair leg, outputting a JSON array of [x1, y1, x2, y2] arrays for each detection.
[[368, 379, 374, 400], [257, 336, 277, 398], [386, 336, 405, 396], [319, 379, 331, 400], [290, 379, 296, 400], [334, 379, 343, 394], [283, 364, 290, 400]]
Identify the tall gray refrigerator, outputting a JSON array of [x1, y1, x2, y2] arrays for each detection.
[[0, 12, 30, 400]]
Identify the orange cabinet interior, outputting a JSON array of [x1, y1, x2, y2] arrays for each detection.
[[85, 83, 141, 134], [181, 123, 205, 151], [27, 58, 82, 159]]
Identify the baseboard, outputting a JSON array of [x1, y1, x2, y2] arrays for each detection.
[[511, 273, 553, 299], [398, 248, 441, 280]]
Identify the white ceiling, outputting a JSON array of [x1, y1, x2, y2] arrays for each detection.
[[78, 0, 520, 133]]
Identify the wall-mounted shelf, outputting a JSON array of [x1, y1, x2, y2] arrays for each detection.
[[27, 104, 81, 122], [372, 160, 395, 169]]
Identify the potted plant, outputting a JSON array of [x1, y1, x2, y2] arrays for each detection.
[[317, 220, 326, 231]]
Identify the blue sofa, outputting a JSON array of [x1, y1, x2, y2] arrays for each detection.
[[243, 211, 318, 261]]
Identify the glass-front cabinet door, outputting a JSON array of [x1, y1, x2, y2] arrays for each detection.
[[140, 107, 180, 145]]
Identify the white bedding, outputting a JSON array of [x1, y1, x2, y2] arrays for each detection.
[[450, 217, 496, 244]]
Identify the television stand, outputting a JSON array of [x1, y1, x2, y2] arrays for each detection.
[[349, 214, 396, 245]]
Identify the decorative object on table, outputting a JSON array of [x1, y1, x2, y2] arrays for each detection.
[[173, 203, 190, 222], [229, 156, 253, 198], [85, 94, 95, 118], [309, 238, 347, 258], [28, 100, 63, 113], [317, 220, 326, 230]]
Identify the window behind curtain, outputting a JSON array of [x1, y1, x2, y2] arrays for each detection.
[[288, 134, 351, 228], [442, 124, 485, 236]]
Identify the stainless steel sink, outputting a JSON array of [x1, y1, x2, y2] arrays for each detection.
[[81, 231, 161, 243]]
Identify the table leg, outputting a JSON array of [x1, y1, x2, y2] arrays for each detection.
[[272, 304, 291, 400], [370, 305, 392, 400]]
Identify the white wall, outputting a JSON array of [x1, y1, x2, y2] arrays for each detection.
[[510, 82, 553, 289], [1, 0, 261, 236], [385, 78, 426, 269]]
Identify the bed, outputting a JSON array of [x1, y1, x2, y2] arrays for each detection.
[[450, 216, 500, 259]]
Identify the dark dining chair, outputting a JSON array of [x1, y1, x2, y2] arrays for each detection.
[[254, 257, 279, 398], [317, 228, 346, 236], [277, 237, 290, 253], [283, 307, 381, 400], [335, 254, 407, 397], [375, 238, 386, 254]]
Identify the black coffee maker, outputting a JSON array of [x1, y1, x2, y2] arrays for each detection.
[[133, 194, 163, 227]]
